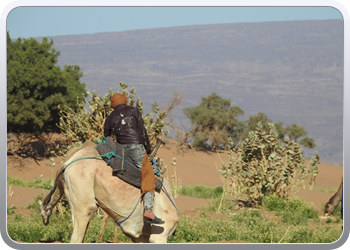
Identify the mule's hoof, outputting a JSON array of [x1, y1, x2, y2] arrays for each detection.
[[144, 216, 164, 225]]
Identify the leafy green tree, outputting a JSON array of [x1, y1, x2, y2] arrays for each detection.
[[300, 137, 316, 149], [285, 124, 307, 140], [242, 112, 285, 140], [242, 113, 315, 149], [183, 92, 244, 149], [285, 124, 316, 149], [7, 32, 86, 133]]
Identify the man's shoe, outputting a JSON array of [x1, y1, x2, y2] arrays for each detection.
[[144, 210, 164, 225]]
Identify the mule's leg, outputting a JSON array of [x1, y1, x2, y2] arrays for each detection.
[[96, 211, 119, 243], [69, 201, 98, 243], [113, 222, 119, 243], [96, 212, 108, 243], [65, 168, 98, 243]]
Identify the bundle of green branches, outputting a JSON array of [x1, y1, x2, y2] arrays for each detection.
[[221, 122, 320, 206], [56, 82, 168, 156]]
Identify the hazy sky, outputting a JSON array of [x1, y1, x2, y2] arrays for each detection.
[[6, 6, 343, 39]]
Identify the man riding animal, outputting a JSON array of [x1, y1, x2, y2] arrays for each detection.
[[103, 93, 164, 225], [39, 142, 178, 243]]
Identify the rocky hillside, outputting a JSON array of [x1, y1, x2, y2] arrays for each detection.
[[36, 20, 344, 165]]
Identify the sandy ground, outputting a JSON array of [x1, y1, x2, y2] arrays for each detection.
[[7, 137, 343, 215]]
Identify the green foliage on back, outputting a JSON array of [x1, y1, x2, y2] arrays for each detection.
[[7, 32, 86, 133], [241, 112, 285, 141], [183, 93, 316, 150], [183, 92, 244, 149], [57, 82, 168, 155], [243, 112, 316, 149], [221, 122, 320, 206]]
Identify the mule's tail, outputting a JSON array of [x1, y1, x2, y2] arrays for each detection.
[[41, 163, 67, 207], [40, 163, 68, 225]]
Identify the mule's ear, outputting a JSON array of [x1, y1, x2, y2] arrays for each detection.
[[38, 200, 43, 206]]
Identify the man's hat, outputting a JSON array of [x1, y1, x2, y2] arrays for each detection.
[[111, 93, 127, 109]]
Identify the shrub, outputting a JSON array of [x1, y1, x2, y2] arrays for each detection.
[[262, 195, 287, 212], [262, 195, 318, 226], [221, 122, 320, 206], [284, 197, 319, 219], [56, 82, 168, 156]]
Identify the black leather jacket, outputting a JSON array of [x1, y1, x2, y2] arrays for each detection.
[[103, 104, 152, 154]]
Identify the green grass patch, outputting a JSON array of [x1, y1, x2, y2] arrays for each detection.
[[168, 209, 342, 243], [7, 176, 53, 190], [315, 187, 338, 193], [6, 180, 343, 243], [7, 196, 342, 243], [262, 195, 318, 217], [177, 185, 223, 199], [262, 195, 318, 226]]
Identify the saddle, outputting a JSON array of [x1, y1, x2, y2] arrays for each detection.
[[95, 136, 162, 192]]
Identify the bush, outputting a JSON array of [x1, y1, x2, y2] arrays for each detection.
[[57, 82, 168, 156], [284, 197, 319, 219], [262, 195, 287, 212], [221, 122, 320, 206], [262, 195, 318, 226]]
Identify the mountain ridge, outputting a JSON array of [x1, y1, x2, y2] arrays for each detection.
[[34, 19, 344, 166]]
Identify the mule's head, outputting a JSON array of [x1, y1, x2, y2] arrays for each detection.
[[324, 203, 336, 217], [38, 200, 52, 225]]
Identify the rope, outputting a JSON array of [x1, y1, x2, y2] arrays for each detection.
[[158, 178, 179, 213], [115, 195, 142, 226], [95, 135, 140, 171], [63, 152, 110, 170], [109, 152, 140, 171], [151, 159, 179, 213], [64, 150, 139, 172]]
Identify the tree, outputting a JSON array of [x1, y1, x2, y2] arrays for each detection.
[[285, 124, 316, 149], [242, 113, 316, 149], [183, 92, 244, 149], [300, 137, 316, 149], [242, 112, 285, 140], [7, 32, 87, 133]]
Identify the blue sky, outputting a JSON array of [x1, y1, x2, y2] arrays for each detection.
[[6, 6, 344, 39]]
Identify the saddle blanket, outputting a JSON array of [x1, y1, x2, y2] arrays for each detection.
[[95, 136, 162, 192]]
